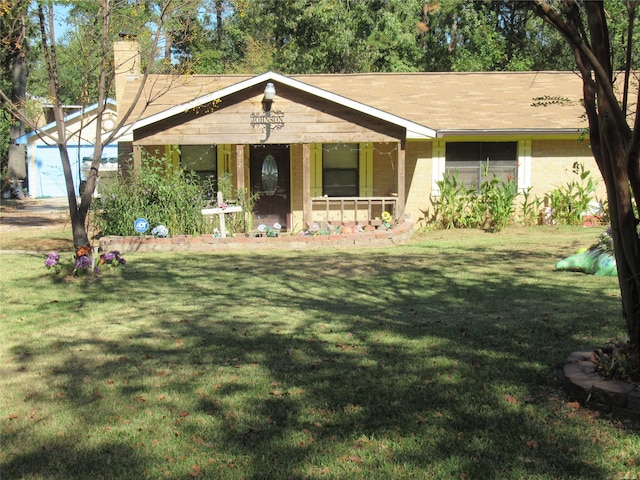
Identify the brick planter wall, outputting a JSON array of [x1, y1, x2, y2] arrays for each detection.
[[98, 219, 414, 254], [564, 351, 640, 421]]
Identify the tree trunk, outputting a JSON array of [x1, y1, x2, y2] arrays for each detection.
[[531, 0, 640, 360], [7, 14, 28, 181], [216, 0, 224, 46]]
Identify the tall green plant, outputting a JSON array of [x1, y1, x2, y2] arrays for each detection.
[[431, 171, 475, 229], [92, 153, 211, 237], [480, 174, 519, 232], [545, 162, 596, 226], [519, 187, 544, 226], [430, 169, 518, 232]]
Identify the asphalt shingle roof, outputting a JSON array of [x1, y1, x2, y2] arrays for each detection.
[[120, 71, 589, 133]]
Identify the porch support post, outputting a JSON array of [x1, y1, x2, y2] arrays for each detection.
[[235, 144, 245, 191], [397, 141, 406, 217], [132, 144, 143, 182], [302, 143, 311, 225]]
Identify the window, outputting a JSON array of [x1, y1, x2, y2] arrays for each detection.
[[180, 145, 217, 190], [180, 145, 217, 198], [323, 143, 358, 197], [445, 142, 517, 189]]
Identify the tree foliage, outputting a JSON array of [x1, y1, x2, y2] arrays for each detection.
[[13, 0, 595, 113], [10, 0, 640, 111], [0, 0, 201, 255], [0, 0, 34, 179]]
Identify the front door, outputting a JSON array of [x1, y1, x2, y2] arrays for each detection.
[[250, 145, 290, 230]]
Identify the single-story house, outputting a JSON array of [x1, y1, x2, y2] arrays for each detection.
[[16, 100, 118, 198], [114, 39, 604, 231]]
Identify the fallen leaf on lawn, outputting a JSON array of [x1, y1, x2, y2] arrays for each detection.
[[343, 455, 364, 464], [526, 439, 539, 449], [567, 401, 581, 410], [504, 395, 518, 405], [179, 411, 190, 417], [8, 413, 18, 420], [190, 465, 201, 477]]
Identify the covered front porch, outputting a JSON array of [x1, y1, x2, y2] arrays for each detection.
[[185, 141, 407, 232]]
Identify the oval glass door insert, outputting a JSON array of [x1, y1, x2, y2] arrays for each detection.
[[261, 154, 278, 196]]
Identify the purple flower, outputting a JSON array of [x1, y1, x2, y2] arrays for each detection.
[[93, 267, 101, 274], [118, 258, 126, 265], [101, 252, 116, 263], [44, 252, 60, 268], [75, 255, 92, 270]]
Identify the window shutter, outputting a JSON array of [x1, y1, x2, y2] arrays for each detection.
[[310, 143, 323, 197], [217, 144, 232, 176], [359, 142, 373, 196], [166, 145, 179, 172]]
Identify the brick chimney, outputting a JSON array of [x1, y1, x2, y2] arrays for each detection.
[[113, 33, 140, 107]]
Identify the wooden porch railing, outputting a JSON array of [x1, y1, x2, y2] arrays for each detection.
[[310, 196, 398, 224]]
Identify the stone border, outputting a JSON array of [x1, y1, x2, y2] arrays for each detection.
[[98, 219, 414, 253], [564, 351, 640, 420]]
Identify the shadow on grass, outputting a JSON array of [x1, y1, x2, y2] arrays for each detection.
[[1, 238, 627, 479], [2, 442, 143, 480]]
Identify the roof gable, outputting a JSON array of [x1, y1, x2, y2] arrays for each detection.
[[16, 99, 117, 144], [129, 72, 436, 140]]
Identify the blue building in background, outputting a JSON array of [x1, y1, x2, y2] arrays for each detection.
[[16, 99, 118, 198]]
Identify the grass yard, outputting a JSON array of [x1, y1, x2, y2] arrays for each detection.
[[1, 225, 639, 479]]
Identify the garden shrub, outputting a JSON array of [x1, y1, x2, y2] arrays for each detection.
[[430, 169, 517, 232], [93, 153, 212, 236], [519, 187, 544, 226], [428, 162, 601, 231], [544, 162, 597, 226]]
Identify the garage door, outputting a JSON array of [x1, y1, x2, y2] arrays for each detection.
[[30, 144, 117, 198]]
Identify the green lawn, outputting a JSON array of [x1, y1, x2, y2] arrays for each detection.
[[1, 226, 638, 479]]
